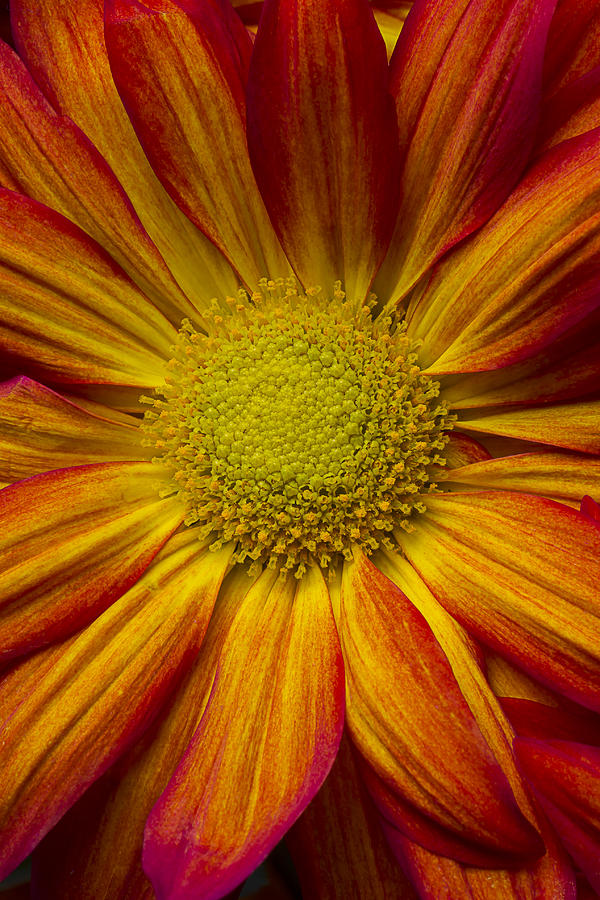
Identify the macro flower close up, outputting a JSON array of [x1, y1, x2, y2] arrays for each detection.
[[0, 0, 600, 897]]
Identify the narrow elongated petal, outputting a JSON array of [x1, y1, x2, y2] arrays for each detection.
[[408, 129, 600, 373], [246, 0, 400, 301], [30, 564, 257, 900], [537, 67, 600, 152], [443, 451, 600, 507], [144, 565, 344, 900], [11, 0, 240, 306], [456, 401, 600, 454], [287, 734, 417, 900], [378, 554, 575, 897], [105, 0, 288, 287], [500, 697, 600, 745], [402, 492, 600, 710], [544, 0, 600, 94], [0, 40, 197, 326], [0, 189, 175, 387], [340, 549, 542, 866], [515, 739, 600, 894], [0, 462, 184, 659], [0, 534, 233, 880], [0, 377, 146, 482], [376, 0, 556, 303]]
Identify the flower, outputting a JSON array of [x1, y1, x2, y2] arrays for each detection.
[[0, 0, 599, 897]]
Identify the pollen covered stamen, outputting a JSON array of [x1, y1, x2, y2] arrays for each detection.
[[141, 278, 453, 575]]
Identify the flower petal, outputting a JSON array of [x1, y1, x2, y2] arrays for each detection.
[[537, 67, 600, 153], [582, 495, 600, 520], [408, 128, 600, 374], [443, 451, 600, 508], [443, 431, 492, 469], [143, 565, 344, 900], [544, 0, 600, 95], [31, 555, 250, 900], [340, 548, 542, 867], [246, 0, 400, 300], [105, 0, 288, 288], [0, 533, 233, 880], [515, 738, 600, 894], [11, 0, 239, 306], [402, 491, 600, 710], [375, 0, 556, 303], [0, 462, 184, 660], [456, 400, 600, 454], [0, 188, 175, 387], [286, 733, 417, 900], [0, 377, 146, 483], [0, 40, 198, 327]]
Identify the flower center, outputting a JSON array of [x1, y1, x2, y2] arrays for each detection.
[[142, 279, 453, 575]]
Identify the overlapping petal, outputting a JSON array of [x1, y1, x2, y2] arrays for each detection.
[[287, 734, 417, 900], [105, 0, 289, 288], [339, 549, 542, 867], [0, 377, 146, 482], [144, 565, 344, 900], [406, 128, 600, 373], [30, 556, 250, 900], [11, 0, 240, 305], [0, 462, 184, 659], [543, 0, 600, 94], [0, 40, 198, 326], [515, 738, 600, 894], [0, 533, 233, 881], [0, 188, 175, 387], [456, 401, 600, 454], [376, 0, 556, 303], [246, 0, 400, 301], [537, 66, 600, 152], [443, 451, 600, 507], [402, 491, 600, 710]]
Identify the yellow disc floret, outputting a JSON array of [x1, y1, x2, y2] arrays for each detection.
[[141, 278, 453, 575]]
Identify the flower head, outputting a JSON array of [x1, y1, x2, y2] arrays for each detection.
[[0, 0, 599, 897]]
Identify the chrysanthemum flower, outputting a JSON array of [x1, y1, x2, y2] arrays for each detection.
[[0, 0, 599, 897]]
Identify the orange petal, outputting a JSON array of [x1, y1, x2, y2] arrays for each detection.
[[375, 0, 556, 304], [105, 0, 288, 288], [286, 733, 417, 900], [443, 431, 492, 469], [0, 40, 198, 327], [407, 128, 600, 373], [340, 548, 542, 867], [537, 67, 600, 153], [30, 556, 250, 900], [581, 494, 600, 520], [143, 565, 344, 900], [515, 738, 600, 894], [11, 0, 240, 307], [543, 0, 600, 95], [246, 0, 400, 300], [0, 377, 147, 483], [456, 400, 600, 454], [0, 532, 233, 881], [443, 451, 600, 508], [402, 491, 600, 711], [0, 188, 175, 387], [0, 461, 184, 659], [374, 551, 575, 897]]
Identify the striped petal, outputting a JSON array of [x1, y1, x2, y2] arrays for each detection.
[[456, 400, 600, 454], [340, 549, 542, 867], [402, 491, 600, 710], [443, 451, 600, 508], [105, 0, 288, 288], [11, 0, 240, 306], [0, 40, 197, 326], [246, 0, 400, 301], [544, 0, 600, 95], [30, 551, 246, 900], [515, 738, 600, 894], [143, 565, 344, 900], [0, 462, 184, 660], [408, 128, 600, 374], [286, 733, 417, 900], [375, 0, 556, 304], [0, 533, 232, 880], [0, 188, 175, 387], [0, 377, 146, 483], [537, 67, 600, 152]]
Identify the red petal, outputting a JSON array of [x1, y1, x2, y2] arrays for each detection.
[[246, 0, 400, 300]]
